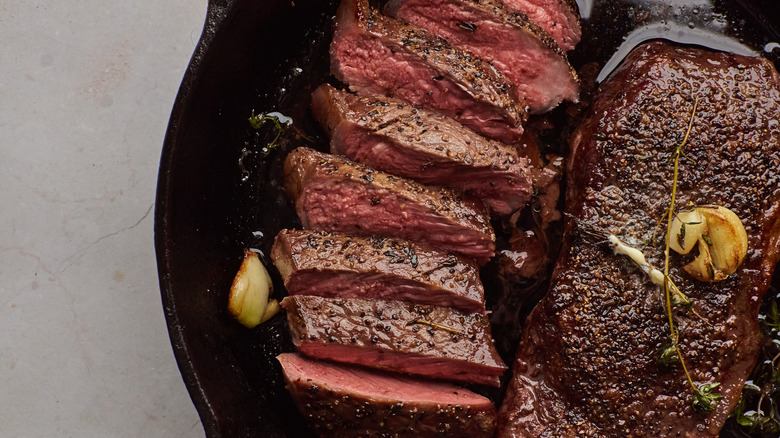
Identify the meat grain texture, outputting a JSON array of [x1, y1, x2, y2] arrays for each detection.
[[311, 84, 533, 215], [277, 353, 498, 437], [499, 41, 780, 437], [271, 229, 487, 313], [282, 295, 507, 386], [284, 147, 496, 264], [386, 0, 579, 114], [330, 0, 527, 143]]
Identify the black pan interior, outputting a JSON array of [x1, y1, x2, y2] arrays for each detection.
[[155, 0, 780, 436]]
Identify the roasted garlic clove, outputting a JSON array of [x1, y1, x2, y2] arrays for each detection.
[[670, 205, 748, 282], [683, 239, 726, 282], [702, 205, 748, 276], [228, 249, 273, 328], [259, 299, 281, 324], [669, 210, 707, 255]]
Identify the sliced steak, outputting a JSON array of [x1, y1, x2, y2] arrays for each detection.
[[281, 295, 507, 386], [385, 0, 579, 114], [284, 147, 495, 264], [277, 353, 497, 437], [311, 84, 533, 214], [331, 0, 526, 143], [271, 229, 486, 313], [500, 0, 581, 51], [498, 41, 780, 437]]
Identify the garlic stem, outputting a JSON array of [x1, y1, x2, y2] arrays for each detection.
[[608, 235, 665, 286]]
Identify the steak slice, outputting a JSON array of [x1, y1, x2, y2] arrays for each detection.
[[385, 0, 579, 114], [284, 147, 495, 264], [331, 0, 527, 143], [277, 353, 498, 437], [271, 229, 486, 313], [498, 41, 780, 437], [311, 84, 533, 215], [500, 0, 581, 51], [281, 295, 507, 386]]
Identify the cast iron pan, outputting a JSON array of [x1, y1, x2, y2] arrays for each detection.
[[155, 0, 780, 436]]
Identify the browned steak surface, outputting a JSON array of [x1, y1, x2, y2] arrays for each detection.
[[498, 41, 780, 437], [284, 147, 495, 264], [311, 84, 533, 215], [271, 229, 486, 313], [277, 353, 497, 437], [386, 0, 579, 114], [282, 295, 507, 386], [331, 0, 527, 143], [500, 0, 581, 51]]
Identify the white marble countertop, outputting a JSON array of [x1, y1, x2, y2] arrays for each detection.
[[1, 1, 208, 436]]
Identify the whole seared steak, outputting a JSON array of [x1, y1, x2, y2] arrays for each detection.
[[282, 295, 507, 386], [330, 0, 527, 143], [386, 0, 579, 114], [311, 84, 533, 215], [284, 147, 495, 264], [277, 353, 497, 437], [499, 41, 780, 436], [271, 229, 487, 313]]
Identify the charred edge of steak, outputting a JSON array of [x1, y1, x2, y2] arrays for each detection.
[[386, 0, 579, 113], [312, 83, 525, 170], [499, 0, 581, 51], [277, 353, 498, 438], [271, 229, 487, 313], [332, 0, 527, 127], [347, 0, 526, 111], [282, 295, 507, 386], [388, 0, 566, 60], [311, 84, 533, 214], [283, 147, 496, 264], [562, 0, 580, 16]]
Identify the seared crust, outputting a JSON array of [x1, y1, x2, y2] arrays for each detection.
[[282, 295, 507, 386], [386, 0, 579, 113], [389, 0, 568, 59], [499, 0, 581, 51]]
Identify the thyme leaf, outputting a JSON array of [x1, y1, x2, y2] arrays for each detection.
[[671, 287, 692, 309], [693, 383, 724, 413], [658, 340, 680, 367], [768, 301, 780, 331], [736, 296, 780, 434], [248, 110, 289, 157]]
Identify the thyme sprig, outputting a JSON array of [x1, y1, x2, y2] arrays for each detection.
[[248, 110, 286, 157], [660, 97, 724, 413], [406, 318, 460, 334], [576, 97, 724, 414]]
